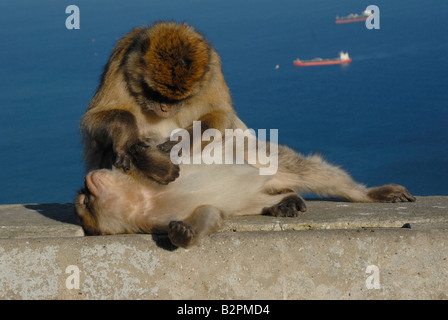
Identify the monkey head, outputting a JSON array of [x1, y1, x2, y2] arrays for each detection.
[[123, 22, 211, 118], [75, 169, 146, 235]]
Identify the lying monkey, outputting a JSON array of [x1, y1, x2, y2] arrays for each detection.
[[75, 141, 415, 248], [75, 163, 303, 248]]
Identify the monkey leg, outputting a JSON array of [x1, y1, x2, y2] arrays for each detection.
[[81, 109, 140, 171], [168, 205, 223, 248], [266, 145, 415, 203]]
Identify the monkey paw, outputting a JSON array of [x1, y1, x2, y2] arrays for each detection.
[[114, 139, 154, 173], [129, 141, 180, 184], [367, 184, 416, 203], [140, 158, 179, 185], [168, 221, 196, 248], [149, 163, 180, 185], [262, 194, 307, 217]]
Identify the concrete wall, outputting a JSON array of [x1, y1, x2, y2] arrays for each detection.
[[0, 196, 447, 299]]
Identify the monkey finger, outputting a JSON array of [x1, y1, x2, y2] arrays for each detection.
[[157, 140, 177, 153]]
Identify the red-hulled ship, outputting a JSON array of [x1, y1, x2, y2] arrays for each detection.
[[293, 51, 351, 67], [335, 10, 372, 24]]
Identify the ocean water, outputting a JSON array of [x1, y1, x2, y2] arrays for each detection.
[[0, 0, 447, 204]]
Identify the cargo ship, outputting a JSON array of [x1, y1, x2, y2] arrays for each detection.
[[335, 10, 372, 24], [293, 51, 351, 67]]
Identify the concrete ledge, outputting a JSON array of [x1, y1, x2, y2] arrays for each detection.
[[0, 203, 83, 238], [0, 196, 447, 299]]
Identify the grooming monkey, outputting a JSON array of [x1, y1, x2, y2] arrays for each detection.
[[75, 140, 415, 248], [80, 21, 415, 229], [81, 21, 243, 184]]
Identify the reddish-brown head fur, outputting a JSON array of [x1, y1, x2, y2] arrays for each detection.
[[144, 22, 211, 100]]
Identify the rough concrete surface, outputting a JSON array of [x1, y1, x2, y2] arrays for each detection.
[[0, 196, 447, 300]]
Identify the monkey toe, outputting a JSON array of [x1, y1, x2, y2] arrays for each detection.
[[168, 221, 195, 248], [263, 194, 307, 217]]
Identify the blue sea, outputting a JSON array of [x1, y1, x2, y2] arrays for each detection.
[[0, 0, 447, 204]]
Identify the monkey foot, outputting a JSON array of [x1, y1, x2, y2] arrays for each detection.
[[168, 221, 196, 248], [262, 194, 307, 217], [367, 184, 416, 203]]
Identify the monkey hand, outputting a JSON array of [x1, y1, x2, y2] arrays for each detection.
[[367, 184, 416, 203], [129, 141, 180, 184]]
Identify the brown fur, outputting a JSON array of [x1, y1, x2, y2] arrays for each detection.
[[75, 160, 304, 248], [81, 22, 238, 185], [143, 22, 211, 100]]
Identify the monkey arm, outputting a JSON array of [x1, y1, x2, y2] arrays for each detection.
[[81, 108, 179, 184], [81, 109, 140, 170]]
